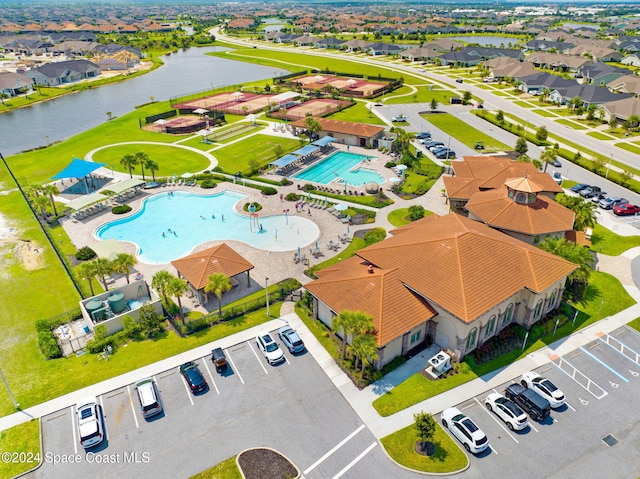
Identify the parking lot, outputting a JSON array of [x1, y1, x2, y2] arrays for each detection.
[[445, 325, 640, 479], [34, 330, 420, 479]]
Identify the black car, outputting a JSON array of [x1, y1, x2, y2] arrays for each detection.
[[570, 183, 589, 193], [180, 362, 207, 394], [436, 149, 457, 159], [415, 131, 431, 140], [424, 140, 441, 149]]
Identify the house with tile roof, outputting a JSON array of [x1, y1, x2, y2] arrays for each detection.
[[305, 213, 576, 367], [171, 243, 254, 306], [291, 117, 385, 148]]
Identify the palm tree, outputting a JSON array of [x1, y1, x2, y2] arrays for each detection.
[[41, 183, 60, 216], [331, 310, 375, 360], [135, 151, 150, 180], [111, 253, 137, 284], [76, 261, 97, 296], [166, 277, 188, 322], [332, 311, 353, 359], [93, 257, 114, 291], [204, 273, 232, 318], [349, 332, 378, 375], [151, 270, 173, 304], [32, 194, 50, 221], [539, 236, 595, 289], [303, 116, 322, 142], [145, 159, 159, 181], [540, 148, 557, 173], [120, 154, 137, 178], [556, 194, 597, 231]]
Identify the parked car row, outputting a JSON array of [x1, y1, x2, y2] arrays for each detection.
[[417, 133, 456, 159], [569, 183, 637, 213], [76, 327, 306, 450], [441, 371, 565, 454]]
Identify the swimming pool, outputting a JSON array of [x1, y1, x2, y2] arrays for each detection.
[[95, 190, 319, 264], [294, 151, 384, 186]]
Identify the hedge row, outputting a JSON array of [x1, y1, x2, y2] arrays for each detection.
[[35, 318, 63, 359]]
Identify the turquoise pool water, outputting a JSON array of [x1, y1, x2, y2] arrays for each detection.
[[95, 190, 319, 264], [294, 151, 384, 186]]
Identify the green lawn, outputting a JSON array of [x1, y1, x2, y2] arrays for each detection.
[[328, 101, 385, 125], [628, 316, 640, 333], [532, 109, 559, 118], [384, 85, 453, 106], [0, 87, 68, 113], [615, 142, 640, 155], [555, 119, 588, 130], [587, 132, 616, 141], [381, 423, 468, 473], [0, 420, 40, 479], [92, 143, 211, 176], [513, 100, 534, 108], [388, 208, 412, 227], [373, 270, 635, 416], [190, 456, 242, 479], [212, 134, 302, 174], [590, 224, 640, 255], [423, 113, 511, 150], [491, 90, 512, 97]]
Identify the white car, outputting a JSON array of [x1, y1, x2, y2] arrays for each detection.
[[521, 371, 565, 408], [485, 393, 529, 430], [441, 407, 489, 454], [76, 397, 105, 448], [256, 332, 285, 365]]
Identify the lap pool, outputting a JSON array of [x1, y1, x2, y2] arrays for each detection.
[[95, 190, 319, 264], [293, 151, 384, 186]]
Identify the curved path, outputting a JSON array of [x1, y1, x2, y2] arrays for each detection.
[[84, 140, 219, 176]]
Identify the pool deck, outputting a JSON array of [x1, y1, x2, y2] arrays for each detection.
[[61, 141, 450, 317]]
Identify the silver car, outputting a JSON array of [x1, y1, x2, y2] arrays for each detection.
[[278, 326, 305, 354], [599, 196, 628, 209], [135, 378, 163, 419]]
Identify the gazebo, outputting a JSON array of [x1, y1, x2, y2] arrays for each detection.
[[170, 243, 254, 306]]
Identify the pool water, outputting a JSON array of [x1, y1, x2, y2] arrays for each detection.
[[294, 151, 384, 186], [95, 190, 319, 264]]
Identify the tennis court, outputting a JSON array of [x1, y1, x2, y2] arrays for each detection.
[[272, 98, 351, 121]]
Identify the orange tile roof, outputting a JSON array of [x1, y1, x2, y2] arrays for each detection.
[[504, 176, 543, 193], [171, 243, 254, 290], [442, 176, 483, 200], [306, 257, 436, 346], [291, 117, 384, 139], [358, 214, 576, 323], [465, 188, 575, 235]]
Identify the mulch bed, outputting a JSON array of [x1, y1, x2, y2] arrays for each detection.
[[237, 448, 298, 479], [414, 440, 435, 456]]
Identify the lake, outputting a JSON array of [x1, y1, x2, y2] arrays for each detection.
[[446, 35, 525, 48], [0, 46, 288, 156]]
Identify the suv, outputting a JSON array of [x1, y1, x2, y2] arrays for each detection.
[[135, 378, 163, 419], [599, 196, 628, 210], [436, 149, 456, 159], [441, 407, 489, 454], [521, 371, 565, 408], [580, 186, 603, 198], [256, 332, 285, 365], [415, 131, 431, 140], [76, 397, 105, 448], [278, 326, 305, 354], [485, 393, 529, 430], [391, 114, 407, 122], [505, 384, 550, 421], [570, 183, 589, 193]]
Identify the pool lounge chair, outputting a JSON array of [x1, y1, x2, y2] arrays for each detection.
[[340, 215, 351, 224]]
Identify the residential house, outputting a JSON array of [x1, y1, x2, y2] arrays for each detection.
[[607, 74, 640, 95], [93, 50, 139, 71], [305, 213, 576, 367], [525, 40, 575, 53], [621, 54, 640, 67], [525, 52, 593, 72], [483, 56, 536, 80], [50, 40, 102, 56], [438, 50, 483, 67], [576, 63, 628, 86], [367, 42, 402, 56], [314, 37, 345, 49], [568, 45, 623, 63], [291, 117, 385, 148], [344, 39, 375, 52], [0, 71, 34, 97], [401, 46, 446, 62], [292, 35, 316, 47], [598, 97, 640, 124], [516, 72, 576, 95], [24, 59, 101, 86], [549, 84, 632, 107], [3, 38, 52, 54], [618, 42, 640, 54]]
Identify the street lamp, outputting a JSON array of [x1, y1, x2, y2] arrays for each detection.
[[265, 277, 270, 317]]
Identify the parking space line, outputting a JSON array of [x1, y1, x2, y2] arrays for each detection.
[[552, 357, 608, 399], [226, 350, 244, 384], [330, 441, 377, 479], [71, 406, 78, 454], [153, 375, 165, 417], [126, 385, 140, 429], [579, 346, 629, 383], [202, 359, 220, 395], [492, 386, 538, 431], [304, 424, 365, 475], [105, 390, 125, 399], [180, 375, 194, 405], [46, 412, 66, 422], [490, 444, 499, 455], [158, 372, 175, 380], [624, 325, 640, 339], [473, 397, 518, 443], [249, 341, 269, 375], [599, 334, 640, 366]]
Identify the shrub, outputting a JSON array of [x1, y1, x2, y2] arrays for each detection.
[[261, 186, 277, 195], [200, 179, 217, 189], [280, 178, 292, 186], [75, 246, 96, 261], [385, 161, 397, 168], [364, 227, 387, 245], [112, 205, 132, 215], [38, 331, 62, 359], [285, 192, 299, 201], [186, 316, 210, 333], [408, 205, 425, 221]]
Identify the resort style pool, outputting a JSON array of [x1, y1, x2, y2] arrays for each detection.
[[293, 151, 384, 186], [95, 190, 319, 264]]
